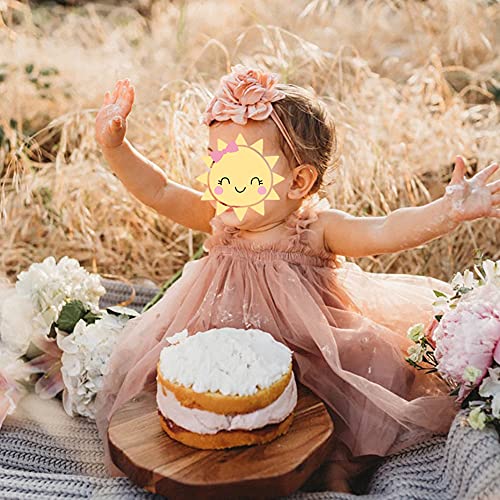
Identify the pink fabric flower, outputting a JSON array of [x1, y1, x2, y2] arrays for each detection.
[[432, 287, 500, 392], [202, 64, 285, 125]]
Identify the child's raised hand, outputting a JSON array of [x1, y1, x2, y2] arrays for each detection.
[[445, 156, 500, 222], [95, 79, 135, 149]]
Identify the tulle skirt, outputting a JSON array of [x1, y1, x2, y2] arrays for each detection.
[[93, 245, 459, 482]]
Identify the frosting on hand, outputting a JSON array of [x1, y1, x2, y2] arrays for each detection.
[[444, 156, 500, 223]]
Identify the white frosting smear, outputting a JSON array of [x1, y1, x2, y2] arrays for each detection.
[[157, 372, 297, 434], [158, 328, 293, 396]]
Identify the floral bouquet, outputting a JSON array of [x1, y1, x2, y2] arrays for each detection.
[[0, 256, 138, 426], [406, 258, 500, 435]]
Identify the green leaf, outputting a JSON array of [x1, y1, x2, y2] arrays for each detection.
[[433, 290, 447, 298], [405, 357, 423, 370], [82, 310, 102, 325], [460, 387, 482, 409], [56, 300, 87, 332]]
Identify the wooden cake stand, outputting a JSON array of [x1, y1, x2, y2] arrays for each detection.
[[108, 383, 334, 499]]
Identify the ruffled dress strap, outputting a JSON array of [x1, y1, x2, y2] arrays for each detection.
[[279, 194, 345, 265], [283, 194, 331, 246], [204, 195, 341, 266], [204, 216, 239, 251]]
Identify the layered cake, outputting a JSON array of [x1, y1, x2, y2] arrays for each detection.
[[156, 327, 297, 449]]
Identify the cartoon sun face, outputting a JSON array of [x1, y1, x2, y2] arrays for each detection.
[[196, 133, 284, 221]]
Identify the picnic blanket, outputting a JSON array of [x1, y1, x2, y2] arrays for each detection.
[[1, 279, 499, 500]]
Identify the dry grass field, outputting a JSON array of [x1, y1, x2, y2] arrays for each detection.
[[0, 0, 499, 286]]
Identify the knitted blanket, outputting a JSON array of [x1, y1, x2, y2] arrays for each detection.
[[1, 279, 499, 499]]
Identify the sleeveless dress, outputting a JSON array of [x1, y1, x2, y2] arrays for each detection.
[[94, 197, 460, 486]]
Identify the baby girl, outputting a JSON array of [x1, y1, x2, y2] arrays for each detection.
[[94, 65, 499, 493]]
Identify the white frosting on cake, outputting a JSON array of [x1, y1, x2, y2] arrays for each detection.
[[158, 328, 293, 396], [157, 372, 297, 434]]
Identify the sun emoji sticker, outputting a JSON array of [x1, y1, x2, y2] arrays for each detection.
[[196, 133, 284, 221]]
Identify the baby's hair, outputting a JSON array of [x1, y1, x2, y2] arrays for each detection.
[[272, 83, 338, 193]]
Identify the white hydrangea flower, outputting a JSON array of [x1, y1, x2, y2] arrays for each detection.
[[1, 256, 106, 356], [57, 313, 128, 419], [0, 291, 37, 355]]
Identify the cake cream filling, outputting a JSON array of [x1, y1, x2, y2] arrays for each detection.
[[157, 372, 297, 435]]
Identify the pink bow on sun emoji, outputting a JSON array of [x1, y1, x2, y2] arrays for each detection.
[[209, 140, 239, 162]]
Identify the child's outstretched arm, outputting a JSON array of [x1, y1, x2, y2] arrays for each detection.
[[95, 79, 215, 233], [320, 157, 499, 257]]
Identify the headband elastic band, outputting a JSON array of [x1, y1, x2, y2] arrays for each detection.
[[269, 109, 303, 166]]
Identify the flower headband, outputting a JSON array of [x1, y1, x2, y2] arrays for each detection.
[[201, 64, 303, 166]]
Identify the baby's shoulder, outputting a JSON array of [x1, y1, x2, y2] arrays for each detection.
[[314, 208, 354, 253], [315, 207, 353, 226]]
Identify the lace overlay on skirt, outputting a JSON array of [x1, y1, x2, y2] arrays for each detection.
[[94, 196, 459, 484]]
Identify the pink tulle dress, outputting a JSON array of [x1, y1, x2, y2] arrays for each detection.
[[94, 197, 460, 486]]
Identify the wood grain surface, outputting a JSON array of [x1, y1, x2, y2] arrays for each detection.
[[108, 382, 334, 499]]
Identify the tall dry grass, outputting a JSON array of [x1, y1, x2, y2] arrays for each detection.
[[0, 0, 499, 285]]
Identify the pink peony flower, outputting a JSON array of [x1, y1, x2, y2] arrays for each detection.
[[0, 350, 31, 429], [202, 64, 285, 125], [0, 371, 20, 429], [432, 287, 500, 393]]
